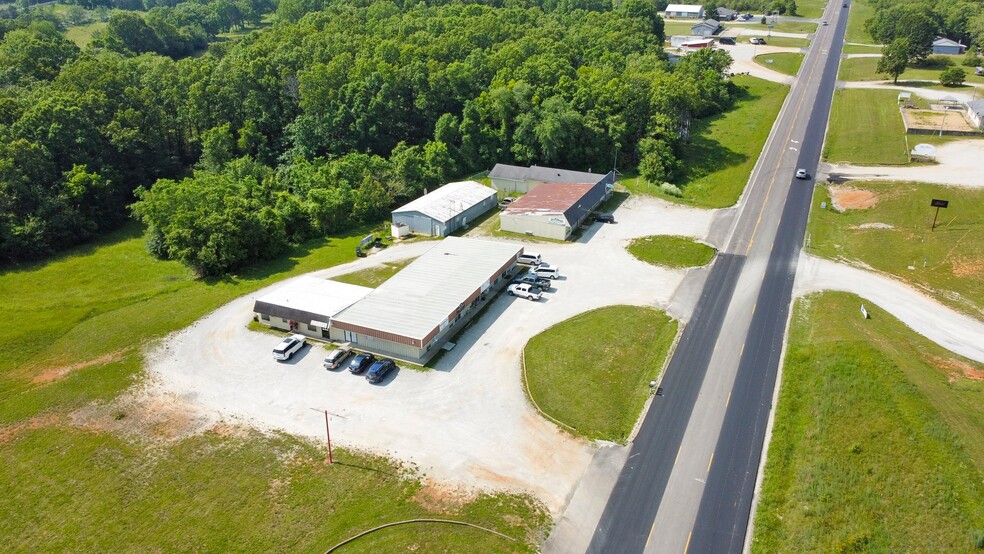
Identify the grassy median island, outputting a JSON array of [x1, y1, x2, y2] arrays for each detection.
[[523, 306, 678, 443], [752, 291, 984, 552], [623, 75, 788, 208], [824, 89, 908, 164], [808, 182, 984, 316], [0, 223, 549, 551], [627, 235, 716, 268], [754, 52, 804, 76]]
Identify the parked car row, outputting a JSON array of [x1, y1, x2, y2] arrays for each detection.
[[509, 253, 563, 302], [272, 337, 397, 384]]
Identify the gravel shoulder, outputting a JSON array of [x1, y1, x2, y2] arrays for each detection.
[[823, 139, 984, 188], [142, 194, 717, 514]]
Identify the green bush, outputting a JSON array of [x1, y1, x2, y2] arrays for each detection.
[[962, 52, 983, 67], [939, 67, 966, 87]]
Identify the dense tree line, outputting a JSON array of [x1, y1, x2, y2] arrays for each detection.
[[0, 0, 737, 275], [865, 0, 984, 53]]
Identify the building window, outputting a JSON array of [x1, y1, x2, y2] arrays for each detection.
[[260, 313, 270, 321], [307, 324, 317, 332], [281, 318, 288, 323]]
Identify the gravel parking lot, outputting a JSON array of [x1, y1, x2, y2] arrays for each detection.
[[142, 194, 718, 513]]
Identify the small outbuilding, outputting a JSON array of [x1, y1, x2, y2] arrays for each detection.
[[931, 37, 966, 55], [489, 164, 613, 194], [253, 277, 373, 339], [664, 4, 705, 18], [391, 180, 497, 237], [967, 99, 984, 130], [499, 180, 609, 240], [717, 7, 738, 20], [328, 237, 522, 362], [691, 20, 722, 36]]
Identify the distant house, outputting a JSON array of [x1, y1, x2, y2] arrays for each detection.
[[717, 7, 738, 20], [931, 37, 966, 55], [391, 180, 497, 237], [488, 164, 613, 194], [691, 19, 723, 36], [967, 99, 984, 130], [664, 4, 704, 18]]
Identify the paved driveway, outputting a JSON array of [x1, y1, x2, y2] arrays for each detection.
[[142, 194, 717, 513]]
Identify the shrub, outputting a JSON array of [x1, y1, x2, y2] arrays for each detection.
[[659, 182, 683, 196], [939, 67, 966, 87], [962, 52, 982, 67]]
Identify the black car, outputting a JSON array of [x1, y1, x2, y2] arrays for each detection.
[[348, 352, 376, 374], [512, 274, 551, 290], [593, 213, 615, 223], [366, 358, 397, 383]]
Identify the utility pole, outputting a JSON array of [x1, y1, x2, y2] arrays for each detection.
[[309, 408, 346, 464]]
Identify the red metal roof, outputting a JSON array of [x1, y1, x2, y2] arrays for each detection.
[[503, 182, 595, 216]]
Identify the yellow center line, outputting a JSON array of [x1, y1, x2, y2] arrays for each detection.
[[684, 531, 693, 554], [725, 391, 732, 408], [675, 444, 683, 465], [706, 452, 715, 473]]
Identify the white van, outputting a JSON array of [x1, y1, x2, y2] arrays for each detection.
[[532, 264, 560, 279], [517, 252, 542, 265]]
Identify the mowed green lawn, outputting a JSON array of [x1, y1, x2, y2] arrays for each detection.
[[844, 0, 877, 44], [839, 56, 984, 85], [523, 306, 678, 443], [824, 88, 907, 164], [627, 235, 716, 268], [0, 223, 548, 551], [742, 36, 810, 48], [752, 291, 984, 552], [754, 52, 804, 76], [808, 181, 984, 315], [728, 20, 818, 34], [793, 0, 826, 19], [841, 44, 882, 54], [625, 75, 789, 208]]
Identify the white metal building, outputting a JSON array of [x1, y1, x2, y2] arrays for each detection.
[[329, 237, 522, 361], [488, 164, 611, 194], [664, 4, 705, 18], [391, 180, 497, 237], [253, 277, 373, 339]]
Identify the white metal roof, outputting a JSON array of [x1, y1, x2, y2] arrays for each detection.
[[666, 4, 703, 12], [255, 277, 372, 321], [392, 181, 496, 224], [331, 237, 522, 341]]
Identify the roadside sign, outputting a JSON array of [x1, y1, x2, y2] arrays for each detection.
[[931, 199, 949, 208], [860, 304, 869, 319]]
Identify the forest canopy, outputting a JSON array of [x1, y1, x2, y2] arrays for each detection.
[[0, 0, 737, 275]]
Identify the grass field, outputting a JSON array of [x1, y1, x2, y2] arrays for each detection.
[[663, 21, 700, 36], [839, 56, 984, 85], [808, 181, 984, 316], [841, 43, 882, 54], [824, 88, 908, 164], [523, 306, 678, 443], [64, 21, 107, 48], [627, 235, 716, 268], [794, 0, 826, 19], [0, 222, 549, 551], [754, 52, 804, 76], [751, 291, 984, 552], [623, 76, 788, 208], [742, 36, 810, 48], [332, 258, 415, 288], [844, 0, 877, 44], [728, 20, 819, 34]]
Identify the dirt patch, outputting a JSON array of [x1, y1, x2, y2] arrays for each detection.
[[30, 349, 129, 385], [0, 413, 64, 445], [829, 186, 879, 211], [852, 222, 894, 230], [411, 478, 478, 514], [929, 355, 984, 382], [70, 388, 216, 443], [951, 257, 984, 278]]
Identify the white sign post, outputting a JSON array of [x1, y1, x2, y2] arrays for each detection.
[[860, 304, 869, 319]]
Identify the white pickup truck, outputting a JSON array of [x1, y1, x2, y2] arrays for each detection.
[[507, 283, 542, 301]]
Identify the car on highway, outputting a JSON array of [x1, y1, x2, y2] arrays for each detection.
[[795, 168, 809, 180], [366, 358, 397, 383], [348, 352, 376, 374], [323, 345, 352, 369], [593, 213, 616, 223], [512, 273, 551, 290], [821, 20, 828, 25], [272, 334, 306, 361], [507, 283, 542, 301], [750, 37, 766, 45]]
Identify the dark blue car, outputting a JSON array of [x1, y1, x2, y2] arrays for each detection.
[[366, 358, 397, 384], [348, 353, 376, 374]]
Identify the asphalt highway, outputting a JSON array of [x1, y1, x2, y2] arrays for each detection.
[[587, 4, 848, 553]]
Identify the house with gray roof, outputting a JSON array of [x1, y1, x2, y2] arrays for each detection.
[[691, 19, 722, 36], [967, 99, 984, 130], [488, 164, 613, 193], [932, 37, 966, 55], [253, 277, 373, 338]]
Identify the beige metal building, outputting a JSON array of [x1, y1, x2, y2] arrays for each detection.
[[253, 277, 373, 339], [328, 237, 522, 362], [499, 181, 609, 240]]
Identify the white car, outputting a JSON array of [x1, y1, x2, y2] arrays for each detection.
[[795, 168, 809, 180], [507, 283, 542, 301], [517, 252, 542, 265], [273, 334, 306, 361], [531, 263, 560, 280]]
